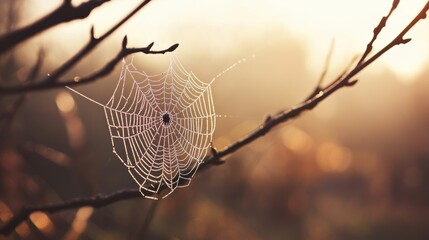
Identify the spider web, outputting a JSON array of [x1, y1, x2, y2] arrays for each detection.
[[67, 54, 216, 199]]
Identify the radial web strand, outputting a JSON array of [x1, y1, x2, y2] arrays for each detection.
[[67, 54, 216, 199]]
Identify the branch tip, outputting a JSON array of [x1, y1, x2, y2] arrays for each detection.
[[346, 79, 359, 87], [392, 0, 400, 11], [168, 43, 179, 52], [90, 25, 96, 40], [147, 42, 154, 50], [265, 115, 272, 124], [401, 38, 412, 44], [122, 35, 128, 49]]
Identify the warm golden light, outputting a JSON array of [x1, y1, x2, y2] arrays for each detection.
[[72, 207, 94, 233], [272, 0, 429, 80], [213, 136, 232, 150], [55, 91, 86, 150], [24, 0, 428, 82], [64, 207, 94, 240], [0, 0, 427, 239], [316, 142, 352, 172], [56, 91, 76, 114], [29, 211, 54, 234], [282, 126, 313, 154]]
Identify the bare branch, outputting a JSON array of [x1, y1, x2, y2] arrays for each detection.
[[350, 1, 428, 82], [0, 189, 141, 235], [357, 0, 399, 65], [0, 0, 153, 94], [0, 0, 110, 54], [43, 0, 153, 85], [1, 0, 429, 236], [0, 42, 178, 93]]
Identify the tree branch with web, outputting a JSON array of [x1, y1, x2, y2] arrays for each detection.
[[1, 0, 429, 236]]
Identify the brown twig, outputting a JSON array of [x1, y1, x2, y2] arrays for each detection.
[[44, 0, 153, 85], [0, 41, 178, 93], [0, 0, 110, 54], [0, 189, 141, 236], [305, 39, 335, 101], [357, 0, 400, 66], [0, 0, 154, 94], [1, 0, 429, 236]]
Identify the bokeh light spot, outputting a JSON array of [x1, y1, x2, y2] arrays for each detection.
[[56, 91, 76, 114]]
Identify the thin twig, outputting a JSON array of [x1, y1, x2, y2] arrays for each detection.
[[318, 39, 335, 87], [357, 0, 399, 66], [1, 0, 428, 236], [216, 0, 429, 163], [0, 41, 178, 93], [0, 0, 153, 94], [0, 0, 110, 54], [44, 0, 153, 84], [0, 189, 141, 236], [305, 39, 335, 101]]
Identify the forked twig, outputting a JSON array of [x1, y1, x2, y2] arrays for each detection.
[[0, 0, 154, 94], [0, 0, 110, 54], [0, 40, 178, 93], [357, 0, 400, 66], [1, 0, 428, 236]]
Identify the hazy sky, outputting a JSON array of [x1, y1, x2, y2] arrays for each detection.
[[22, 0, 429, 82]]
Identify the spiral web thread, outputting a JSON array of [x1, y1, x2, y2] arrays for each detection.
[[67, 54, 216, 199]]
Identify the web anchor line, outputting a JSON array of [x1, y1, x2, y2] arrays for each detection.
[[65, 86, 104, 107]]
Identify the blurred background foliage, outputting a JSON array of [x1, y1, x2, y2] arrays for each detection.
[[1, 0, 429, 239]]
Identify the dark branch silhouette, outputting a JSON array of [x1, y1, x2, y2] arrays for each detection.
[[0, 0, 154, 94], [357, 0, 400, 66], [0, 41, 178, 93], [43, 0, 152, 85], [1, 0, 428, 236], [0, 0, 110, 54]]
